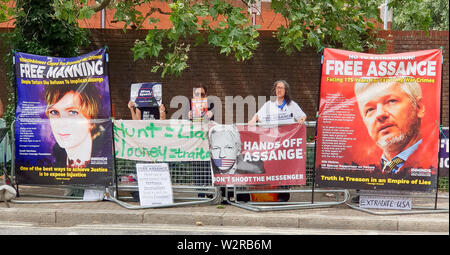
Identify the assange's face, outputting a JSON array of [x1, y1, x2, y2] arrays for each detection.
[[47, 92, 92, 150], [153, 84, 162, 101], [210, 132, 239, 171], [357, 83, 423, 151]]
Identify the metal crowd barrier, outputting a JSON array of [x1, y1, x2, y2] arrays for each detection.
[[224, 139, 350, 212], [11, 160, 220, 207], [224, 122, 448, 214], [4, 119, 448, 215], [111, 159, 220, 209], [6, 120, 220, 208], [112, 121, 349, 211]]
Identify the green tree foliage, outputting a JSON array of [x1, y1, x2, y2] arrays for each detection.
[[389, 0, 449, 31], [50, 0, 388, 77], [1, 0, 444, 79], [270, 0, 383, 54], [0, 0, 15, 23], [113, 0, 260, 78], [0, 0, 89, 128], [7, 0, 89, 57], [125, 0, 260, 77]]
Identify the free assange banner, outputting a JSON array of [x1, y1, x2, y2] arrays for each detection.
[[113, 119, 210, 162], [14, 48, 114, 186], [210, 123, 306, 186], [315, 48, 442, 191]]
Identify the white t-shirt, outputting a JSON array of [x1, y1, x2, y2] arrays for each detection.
[[256, 100, 306, 124]]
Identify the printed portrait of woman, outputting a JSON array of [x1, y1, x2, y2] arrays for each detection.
[[44, 84, 106, 168]]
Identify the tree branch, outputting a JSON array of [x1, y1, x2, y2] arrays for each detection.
[[149, 7, 172, 16]]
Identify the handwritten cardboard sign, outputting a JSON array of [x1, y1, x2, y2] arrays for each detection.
[[359, 195, 412, 210], [114, 120, 210, 162]]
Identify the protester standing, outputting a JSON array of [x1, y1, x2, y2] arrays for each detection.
[[188, 85, 214, 121], [249, 80, 307, 125], [249, 80, 307, 202]]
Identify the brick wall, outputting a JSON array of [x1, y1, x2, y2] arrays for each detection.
[[1, 28, 448, 125], [84, 29, 322, 123]]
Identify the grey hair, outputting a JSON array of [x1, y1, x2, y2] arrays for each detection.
[[208, 124, 241, 152], [271, 80, 292, 104]]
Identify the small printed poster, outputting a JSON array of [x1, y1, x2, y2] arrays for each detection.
[[136, 163, 173, 206], [130, 82, 162, 108], [191, 98, 208, 121]]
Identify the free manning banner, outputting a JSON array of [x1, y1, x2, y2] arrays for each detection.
[[315, 48, 442, 191], [210, 123, 306, 186], [14, 48, 114, 186], [113, 119, 210, 162]]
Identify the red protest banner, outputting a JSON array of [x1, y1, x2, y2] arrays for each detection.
[[210, 123, 307, 186], [315, 48, 442, 191]]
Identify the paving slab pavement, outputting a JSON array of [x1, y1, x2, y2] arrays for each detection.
[[0, 186, 448, 233]]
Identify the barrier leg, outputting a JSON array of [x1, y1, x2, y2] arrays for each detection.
[[227, 187, 350, 212]]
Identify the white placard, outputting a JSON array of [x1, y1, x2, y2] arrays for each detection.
[[136, 163, 173, 206], [359, 195, 412, 210], [83, 189, 105, 201]]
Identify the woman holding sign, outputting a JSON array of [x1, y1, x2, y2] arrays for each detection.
[[249, 80, 307, 125], [128, 84, 166, 120], [248, 80, 307, 202]]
